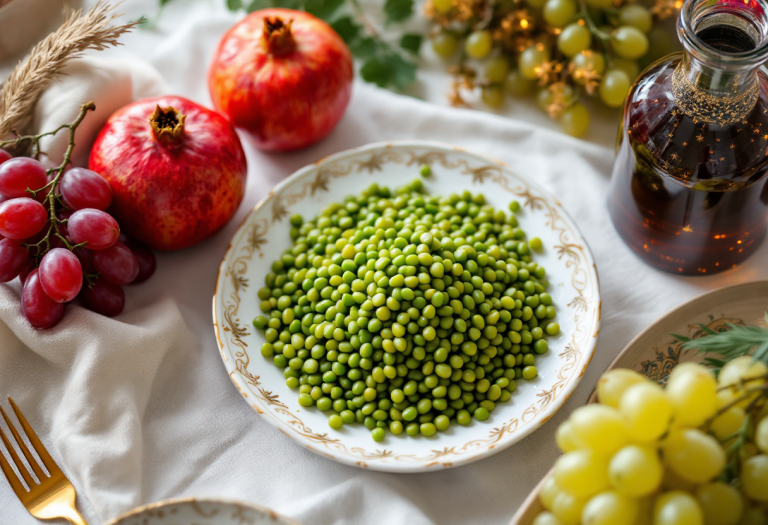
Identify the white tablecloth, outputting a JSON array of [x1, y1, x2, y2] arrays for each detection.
[[1, 2, 767, 525]]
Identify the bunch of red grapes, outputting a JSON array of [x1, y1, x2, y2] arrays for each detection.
[[0, 149, 155, 329]]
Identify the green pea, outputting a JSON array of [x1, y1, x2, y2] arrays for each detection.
[[522, 366, 538, 380], [329, 414, 343, 429], [545, 322, 560, 336], [474, 407, 490, 421], [420, 423, 437, 437]]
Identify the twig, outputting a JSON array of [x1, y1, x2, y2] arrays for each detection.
[[0, 102, 96, 256]]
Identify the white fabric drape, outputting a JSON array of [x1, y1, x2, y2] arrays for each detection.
[[1, 1, 766, 524]]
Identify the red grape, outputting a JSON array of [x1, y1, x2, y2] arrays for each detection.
[[19, 260, 35, 285], [92, 241, 138, 285], [0, 198, 47, 239], [68, 208, 119, 250], [125, 239, 156, 284], [0, 157, 47, 198], [74, 247, 95, 273], [60, 168, 113, 211], [0, 149, 11, 165], [21, 268, 64, 329], [39, 248, 83, 303], [0, 238, 30, 282], [82, 278, 124, 317]]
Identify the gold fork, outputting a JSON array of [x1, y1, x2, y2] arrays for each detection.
[[0, 397, 89, 525]]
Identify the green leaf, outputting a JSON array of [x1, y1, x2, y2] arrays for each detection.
[[360, 56, 395, 88], [360, 49, 416, 90], [226, 0, 243, 10], [350, 36, 380, 59], [389, 52, 417, 90], [330, 16, 361, 43], [399, 33, 422, 55], [304, 0, 344, 20], [383, 0, 414, 23]]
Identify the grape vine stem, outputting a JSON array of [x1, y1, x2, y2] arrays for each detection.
[[0, 101, 96, 257]]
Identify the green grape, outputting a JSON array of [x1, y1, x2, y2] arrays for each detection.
[[608, 445, 663, 497], [484, 56, 510, 82], [653, 492, 704, 525], [612, 26, 649, 59], [666, 365, 718, 427], [532, 512, 564, 525], [557, 23, 592, 57], [611, 57, 639, 81], [756, 416, 768, 453], [694, 482, 744, 525], [554, 449, 610, 497], [537, 84, 575, 112], [465, 30, 493, 59], [571, 50, 605, 76], [641, 25, 673, 66], [662, 429, 726, 484], [619, 382, 671, 442], [540, 475, 561, 510], [505, 69, 536, 96], [569, 405, 629, 455], [618, 4, 652, 33], [519, 45, 551, 79], [543, 0, 577, 28], [584, 0, 612, 9], [552, 491, 588, 525], [481, 86, 505, 108], [599, 69, 631, 108], [597, 369, 644, 408], [742, 455, 768, 502], [559, 103, 590, 138], [432, 0, 453, 14], [581, 491, 639, 525], [432, 32, 459, 57]]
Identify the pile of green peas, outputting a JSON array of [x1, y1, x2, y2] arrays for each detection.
[[252, 177, 560, 442]]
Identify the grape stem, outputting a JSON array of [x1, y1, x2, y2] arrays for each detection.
[[578, 1, 612, 42], [0, 101, 96, 257]]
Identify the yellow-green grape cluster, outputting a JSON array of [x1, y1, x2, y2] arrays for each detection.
[[533, 360, 768, 525], [429, 0, 674, 138]]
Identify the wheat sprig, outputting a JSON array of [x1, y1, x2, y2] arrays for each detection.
[[0, 2, 140, 140]]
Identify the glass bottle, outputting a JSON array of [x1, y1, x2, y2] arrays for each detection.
[[609, 0, 768, 275]]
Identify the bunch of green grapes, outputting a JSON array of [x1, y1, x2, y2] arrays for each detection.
[[532, 359, 768, 525], [428, 0, 674, 138]]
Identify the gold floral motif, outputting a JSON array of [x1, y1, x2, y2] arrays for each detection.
[[213, 143, 600, 469], [638, 316, 746, 384]]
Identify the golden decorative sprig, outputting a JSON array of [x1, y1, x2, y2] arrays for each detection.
[[0, 2, 140, 141]]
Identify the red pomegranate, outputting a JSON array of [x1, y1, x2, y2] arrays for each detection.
[[89, 96, 247, 251], [208, 9, 353, 152]]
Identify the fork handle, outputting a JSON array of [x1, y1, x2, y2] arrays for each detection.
[[59, 506, 89, 525]]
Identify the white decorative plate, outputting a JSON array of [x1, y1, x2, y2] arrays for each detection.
[[106, 498, 301, 525], [213, 141, 601, 472]]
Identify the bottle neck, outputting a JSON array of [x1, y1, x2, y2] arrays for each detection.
[[672, 53, 760, 126]]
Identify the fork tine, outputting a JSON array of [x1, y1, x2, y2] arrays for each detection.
[[0, 412, 36, 488], [0, 406, 46, 481], [0, 425, 28, 495], [7, 398, 59, 475]]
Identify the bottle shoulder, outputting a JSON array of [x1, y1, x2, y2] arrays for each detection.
[[622, 56, 768, 187]]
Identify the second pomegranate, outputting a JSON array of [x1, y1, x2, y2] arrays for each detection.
[[208, 8, 353, 152]]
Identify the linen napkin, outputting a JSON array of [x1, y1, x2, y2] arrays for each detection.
[[1, 2, 768, 525]]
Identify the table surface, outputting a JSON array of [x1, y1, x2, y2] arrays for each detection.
[[0, 2, 767, 525]]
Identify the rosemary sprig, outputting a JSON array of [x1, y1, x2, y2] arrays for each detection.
[[0, 102, 96, 258], [678, 320, 768, 367]]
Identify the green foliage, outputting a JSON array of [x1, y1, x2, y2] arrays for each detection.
[[383, 0, 414, 23], [224, 0, 418, 91], [399, 33, 422, 55], [675, 314, 768, 371]]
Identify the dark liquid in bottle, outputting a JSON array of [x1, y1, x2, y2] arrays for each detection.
[[609, 28, 768, 274]]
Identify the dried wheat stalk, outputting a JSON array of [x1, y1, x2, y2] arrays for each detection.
[[0, 1, 139, 139]]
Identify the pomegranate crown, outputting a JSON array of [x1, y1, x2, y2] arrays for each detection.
[[263, 16, 296, 55], [149, 105, 186, 143]]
